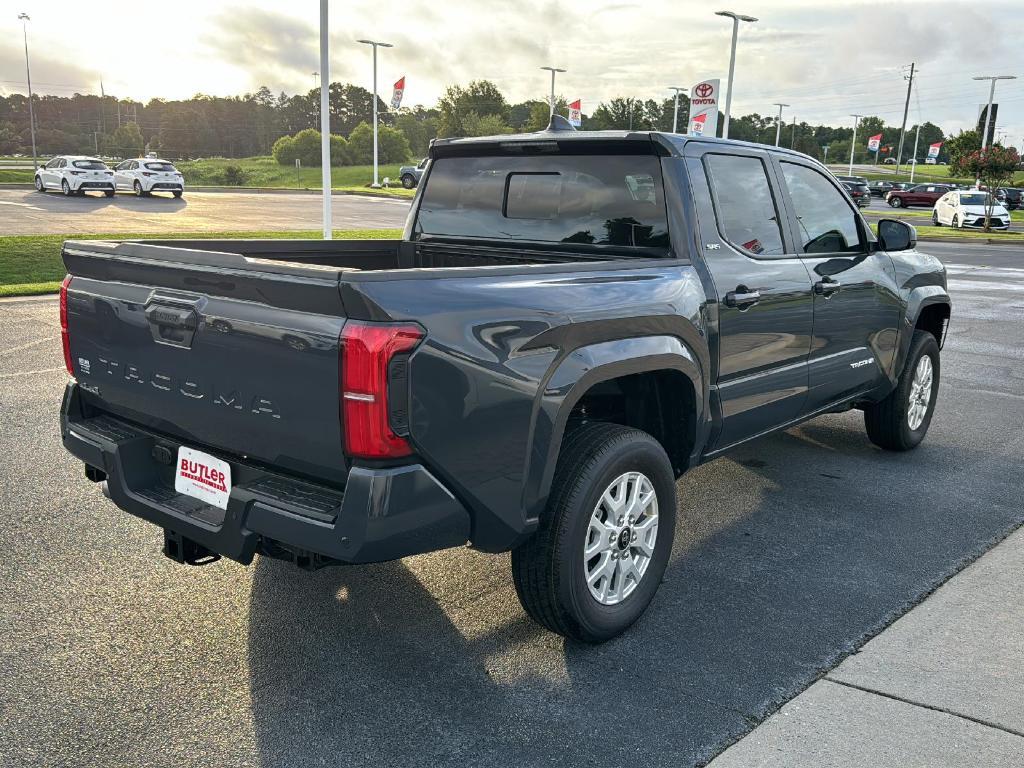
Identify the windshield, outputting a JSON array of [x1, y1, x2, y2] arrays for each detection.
[[416, 154, 670, 248], [144, 162, 177, 172], [959, 193, 992, 206], [72, 160, 107, 170]]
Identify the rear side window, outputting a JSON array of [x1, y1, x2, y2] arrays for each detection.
[[145, 162, 176, 172], [780, 162, 862, 254], [703, 153, 784, 257], [72, 160, 106, 170], [416, 154, 669, 248]]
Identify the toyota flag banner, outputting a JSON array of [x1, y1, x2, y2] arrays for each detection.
[[867, 133, 882, 152], [391, 76, 405, 110], [568, 99, 582, 128], [927, 141, 942, 159], [688, 79, 719, 137]]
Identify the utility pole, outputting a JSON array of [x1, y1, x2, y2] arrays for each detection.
[[17, 13, 37, 170], [714, 10, 758, 140], [540, 66, 566, 118], [895, 62, 915, 174], [319, 0, 332, 239], [668, 87, 687, 133], [848, 114, 862, 176], [773, 103, 789, 146], [358, 38, 393, 188]]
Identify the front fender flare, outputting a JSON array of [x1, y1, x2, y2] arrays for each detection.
[[894, 287, 951, 376], [521, 334, 708, 522]]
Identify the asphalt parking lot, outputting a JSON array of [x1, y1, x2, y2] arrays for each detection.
[[0, 188, 411, 235], [1, 240, 1022, 767]]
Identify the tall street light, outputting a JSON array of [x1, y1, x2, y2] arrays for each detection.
[[715, 10, 757, 140], [848, 114, 863, 176], [973, 75, 1016, 150], [668, 86, 687, 133], [773, 102, 789, 146], [318, 0, 331, 239], [540, 67, 566, 118], [17, 13, 37, 171], [358, 38, 393, 188]]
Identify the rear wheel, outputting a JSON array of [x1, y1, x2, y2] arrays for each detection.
[[104, 190, 115, 198], [172, 190, 183, 198], [61, 179, 72, 196], [511, 422, 676, 643], [401, 174, 415, 189], [864, 329, 940, 451], [134, 180, 147, 197]]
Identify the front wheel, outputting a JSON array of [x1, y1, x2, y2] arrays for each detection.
[[932, 211, 942, 227], [864, 330, 940, 451], [952, 214, 960, 229], [889, 197, 903, 208], [34, 175, 44, 192], [401, 174, 415, 189], [511, 423, 677, 643]]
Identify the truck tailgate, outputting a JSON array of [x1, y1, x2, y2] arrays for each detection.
[[63, 241, 350, 484]]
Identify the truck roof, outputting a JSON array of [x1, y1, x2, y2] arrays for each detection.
[[430, 129, 814, 162]]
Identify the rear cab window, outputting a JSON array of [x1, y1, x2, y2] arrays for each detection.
[[703, 153, 785, 257], [415, 152, 670, 250]]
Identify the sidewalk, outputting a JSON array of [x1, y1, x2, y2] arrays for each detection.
[[708, 525, 1024, 768]]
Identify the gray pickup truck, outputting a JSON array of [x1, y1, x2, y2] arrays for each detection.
[[59, 123, 950, 642]]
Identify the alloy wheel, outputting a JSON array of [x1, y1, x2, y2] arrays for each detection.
[[907, 355, 933, 431]]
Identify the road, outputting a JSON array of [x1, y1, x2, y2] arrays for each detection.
[[1, 241, 1022, 767], [0, 188, 411, 235]]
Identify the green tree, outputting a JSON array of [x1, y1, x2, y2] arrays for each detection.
[[945, 130, 981, 169], [588, 98, 658, 130], [109, 121, 144, 158], [460, 112, 514, 137], [395, 112, 437, 157], [437, 80, 510, 137], [950, 145, 1020, 231], [272, 129, 349, 166], [0, 121, 20, 154], [345, 122, 412, 164]]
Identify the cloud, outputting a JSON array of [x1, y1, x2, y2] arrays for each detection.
[[0, 42, 98, 96]]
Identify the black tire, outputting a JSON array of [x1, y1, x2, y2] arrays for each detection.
[[172, 190, 183, 198], [511, 422, 677, 643], [61, 179, 72, 196], [932, 211, 941, 227], [952, 214, 960, 229], [889, 197, 903, 208], [104, 190, 115, 198], [401, 174, 416, 189], [134, 180, 147, 197], [864, 329, 940, 451], [34, 175, 44, 192]]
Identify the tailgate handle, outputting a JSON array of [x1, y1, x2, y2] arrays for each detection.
[[145, 303, 198, 347]]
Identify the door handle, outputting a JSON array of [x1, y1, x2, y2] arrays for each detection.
[[724, 286, 761, 309], [814, 277, 841, 297]]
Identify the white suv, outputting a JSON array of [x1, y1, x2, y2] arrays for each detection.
[[113, 158, 185, 198], [34, 156, 115, 196]]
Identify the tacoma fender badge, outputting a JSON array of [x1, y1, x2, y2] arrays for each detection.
[[850, 358, 874, 368]]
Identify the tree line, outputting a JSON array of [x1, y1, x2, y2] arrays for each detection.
[[0, 79, 948, 166]]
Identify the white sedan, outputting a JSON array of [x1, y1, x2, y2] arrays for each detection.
[[113, 158, 185, 197], [932, 190, 1011, 230], [34, 156, 115, 196]]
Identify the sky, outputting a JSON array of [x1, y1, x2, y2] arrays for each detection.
[[1, 0, 1022, 144]]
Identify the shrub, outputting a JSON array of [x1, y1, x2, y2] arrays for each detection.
[[272, 134, 298, 165], [273, 130, 350, 166], [346, 122, 412, 165], [220, 165, 247, 186]]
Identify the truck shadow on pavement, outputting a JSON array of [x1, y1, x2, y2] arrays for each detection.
[[246, 410, 1024, 768]]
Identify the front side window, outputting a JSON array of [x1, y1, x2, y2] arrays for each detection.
[[703, 153, 784, 257], [417, 154, 669, 248], [45, 158, 60, 169], [780, 162, 863, 254]]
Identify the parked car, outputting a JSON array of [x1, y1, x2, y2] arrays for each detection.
[[835, 174, 870, 186], [883, 157, 896, 164], [995, 188, 1021, 210], [885, 183, 954, 208], [869, 180, 897, 197], [58, 129, 950, 643], [842, 181, 872, 207], [398, 158, 428, 189], [113, 158, 184, 197], [34, 156, 114, 197], [932, 190, 1011, 229]]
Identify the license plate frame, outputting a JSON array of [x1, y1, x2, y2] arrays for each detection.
[[174, 446, 232, 510]]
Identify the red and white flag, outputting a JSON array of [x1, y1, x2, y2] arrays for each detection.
[[390, 76, 405, 110], [690, 112, 708, 136], [568, 99, 582, 128], [867, 133, 882, 152], [927, 141, 942, 159]]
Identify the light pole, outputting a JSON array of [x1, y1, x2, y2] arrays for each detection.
[[667, 87, 687, 133], [973, 75, 1016, 150], [715, 10, 757, 140], [773, 102, 789, 146], [822, 145, 829, 164], [848, 114, 863, 176], [358, 38, 393, 188], [540, 66, 566, 118], [318, 0, 331, 239], [17, 13, 37, 171]]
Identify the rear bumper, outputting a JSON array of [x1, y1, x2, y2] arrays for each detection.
[[60, 383, 470, 566]]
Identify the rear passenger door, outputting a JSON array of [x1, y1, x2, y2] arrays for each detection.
[[684, 146, 815, 451], [774, 158, 901, 412]]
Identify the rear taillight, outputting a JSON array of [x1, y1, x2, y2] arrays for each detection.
[[340, 321, 423, 459], [142, 172, 153, 177], [59, 275, 74, 375]]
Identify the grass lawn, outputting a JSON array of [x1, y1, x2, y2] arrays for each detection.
[[0, 158, 417, 197], [0, 228, 402, 297]]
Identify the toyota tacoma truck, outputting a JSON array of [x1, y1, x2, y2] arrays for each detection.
[[59, 121, 951, 643]]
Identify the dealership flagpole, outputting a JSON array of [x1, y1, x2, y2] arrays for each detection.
[[319, 0, 332, 239]]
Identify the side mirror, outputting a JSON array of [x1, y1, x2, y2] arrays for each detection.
[[878, 218, 917, 252]]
